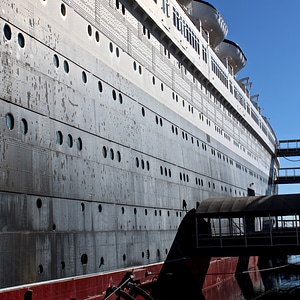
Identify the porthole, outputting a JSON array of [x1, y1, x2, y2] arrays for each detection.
[[116, 47, 119, 57], [56, 131, 63, 145], [112, 90, 116, 100], [81, 254, 88, 265], [102, 146, 107, 158], [121, 207, 125, 214], [119, 94, 123, 104], [81, 203, 85, 211], [82, 71, 87, 83], [52, 224, 56, 230], [61, 261, 65, 270], [53, 54, 59, 68], [133, 61, 137, 71], [161, 83, 164, 91], [87, 24, 92, 36], [109, 42, 113, 53], [98, 81, 103, 93], [117, 151, 121, 162], [18, 32, 25, 48], [123, 254, 126, 261], [100, 257, 104, 267], [145, 209, 147, 216], [98, 204, 102, 212], [3, 24, 12, 40], [138, 65, 142, 75], [136, 157, 139, 168], [95, 31, 100, 42], [67, 134, 73, 148], [36, 198, 42, 208], [146, 161, 150, 171], [38, 265, 43, 274], [141, 107, 145, 117], [134, 208, 137, 215], [141, 159, 145, 169], [146, 249, 150, 259], [61, 3, 66, 16], [5, 113, 14, 130], [24, 290, 33, 300], [20, 119, 28, 134], [77, 138, 82, 151], [110, 148, 114, 160], [63, 60, 69, 73], [152, 76, 155, 85]]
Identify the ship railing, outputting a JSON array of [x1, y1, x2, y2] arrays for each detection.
[[277, 167, 300, 179], [195, 215, 300, 253]]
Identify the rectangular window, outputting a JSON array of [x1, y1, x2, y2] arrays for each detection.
[[202, 45, 207, 63]]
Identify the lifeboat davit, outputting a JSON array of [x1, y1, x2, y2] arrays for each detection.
[[191, 0, 228, 48], [216, 39, 247, 74]]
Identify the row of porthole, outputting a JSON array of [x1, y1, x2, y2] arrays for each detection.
[[155, 115, 163, 126], [102, 146, 122, 162], [160, 166, 172, 178], [171, 124, 208, 150], [36, 246, 165, 277], [136, 157, 150, 171], [151, 76, 165, 92], [122, 206, 183, 218], [53, 54, 103, 93], [112, 89, 123, 103], [172, 92, 194, 115], [37, 198, 102, 214], [3, 23, 25, 48], [87, 24, 100, 43], [179, 172, 189, 182], [37, 254, 104, 275], [109, 42, 120, 58], [56, 130, 83, 151], [116, 0, 126, 15], [5, 113, 28, 134], [5, 111, 252, 195], [133, 61, 142, 75]]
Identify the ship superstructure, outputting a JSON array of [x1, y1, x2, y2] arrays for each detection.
[[0, 0, 277, 297]]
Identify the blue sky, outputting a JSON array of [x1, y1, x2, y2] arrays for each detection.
[[210, 1, 300, 194]]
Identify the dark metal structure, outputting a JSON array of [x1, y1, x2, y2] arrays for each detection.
[[276, 140, 300, 184], [195, 194, 300, 256]]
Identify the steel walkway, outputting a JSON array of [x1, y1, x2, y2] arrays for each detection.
[[194, 194, 300, 256], [277, 139, 300, 157], [276, 139, 300, 184]]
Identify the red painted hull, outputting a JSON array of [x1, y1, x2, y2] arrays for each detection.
[[0, 257, 258, 299], [0, 264, 162, 300]]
